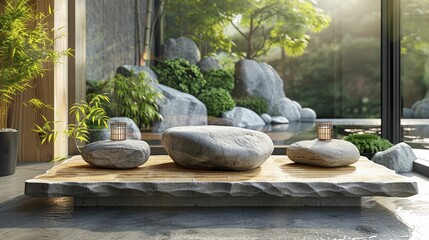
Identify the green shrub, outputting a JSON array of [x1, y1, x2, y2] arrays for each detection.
[[203, 69, 234, 93], [152, 59, 205, 96], [343, 133, 393, 154], [198, 88, 235, 117], [234, 97, 269, 115], [106, 72, 163, 128]]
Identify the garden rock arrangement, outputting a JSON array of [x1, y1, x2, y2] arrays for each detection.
[[154, 84, 208, 132], [162, 126, 274, 170], [197, 57, 221, 72], [110, 117, 141, 140], [116, 65, 157, 80], [287, 139, 360, 167], [371, 142, 417, 173], [81, 140, 150, 169], [233, 59, 285, 110], [162, 36, 201, 65], [411, 98, 429, 118]]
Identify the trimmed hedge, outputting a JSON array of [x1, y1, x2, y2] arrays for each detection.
[[203, 69, 234, 93], [234, 97, 269, 115], [198, 88, 235, 117], [343, 133, 393, 154]]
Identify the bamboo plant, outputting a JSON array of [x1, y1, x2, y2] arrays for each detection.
[[0, 0, 69, 129]]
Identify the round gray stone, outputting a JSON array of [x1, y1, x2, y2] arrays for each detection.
[[287, 139, 360, 167], [300, 108, 317, 121], [271, 116, 289, 124], [162, 126, 274, 170], [82, 140, 150, 169]]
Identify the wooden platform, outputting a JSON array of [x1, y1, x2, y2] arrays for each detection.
[[25, 155, 418, 206]]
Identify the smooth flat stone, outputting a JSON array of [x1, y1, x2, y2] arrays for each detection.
[[162, 126, 274, 170], [81, 140, 150, 169], [287, 139, 360, 167]]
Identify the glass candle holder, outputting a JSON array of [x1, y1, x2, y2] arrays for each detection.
[[110, 122, 127, 141], [317, 122, 332, 141]]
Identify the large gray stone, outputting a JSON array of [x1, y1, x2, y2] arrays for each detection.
[[162, 126, 274, 170], [270, 98, 301, 122], [300, 108, 317, 121], [197, 57, 221, 72], [116, 65, 158, 80], [154, 84, 207, 132], [81, 140, 150, 169], [233, 60, 286, 110], [403, 108, 415, 118], [371, 143, 417, 173], [222, 107, 265, 128], [110, 117, 141, 140], [412, 98, 429, 118], [287, 139, 360, 167], [162, 36, 201, 65]]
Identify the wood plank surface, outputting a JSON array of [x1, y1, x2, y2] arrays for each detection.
[[28, 155, 415, 183]]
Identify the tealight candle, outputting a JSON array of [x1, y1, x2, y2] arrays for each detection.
[[110, 122, 127, 141], [317, 122, 332, 141]]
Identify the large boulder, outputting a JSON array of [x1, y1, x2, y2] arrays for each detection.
[[270, 97, 301, 122], [371, 143, 417, 173], [233, 60, 286, 110], [116, 65, 158, 80], [222, 107, 265, 128], [260, 113, 272, 124], [197, 57, 221, 72], [82, 140, 150, 169], [412, 98, 429, 118], [154, 84, 207, 132], [287, 139, 360, 167], [162, 126, 274, 170], [110, 117, 141, 140], [162, 36, 201, 65]]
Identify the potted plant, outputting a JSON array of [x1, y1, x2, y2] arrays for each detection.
[[0, 0, 68, 176], [343, 133, 393, 159]]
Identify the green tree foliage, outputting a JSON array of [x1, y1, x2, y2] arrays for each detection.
[[203, 69, 234, 93], [152, 59, 206, 96], [270, 0, 381, 118], [165, 0, 331, 59], [234, 97, 268, 115], [0, 0, 69, 128], [106, 72, 163, 128], [198, 88, 236, 117], [344, 133, 393, 154]]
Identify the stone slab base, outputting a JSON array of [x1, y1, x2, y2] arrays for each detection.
[[74, 196, 362, 207]]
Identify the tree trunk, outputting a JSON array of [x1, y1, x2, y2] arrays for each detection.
[[246, 17, 254, 59], [135, 0, 142, 66]]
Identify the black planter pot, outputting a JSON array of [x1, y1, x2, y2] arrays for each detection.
[[0, 130, 19, 176]]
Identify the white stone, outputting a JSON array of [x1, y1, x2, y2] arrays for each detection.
[[81, 140, 150, 169], [162, 126, 274, 170], [371, 143, 417, 173], [287, 139, 360, 167], [271, 116, 289, 124]]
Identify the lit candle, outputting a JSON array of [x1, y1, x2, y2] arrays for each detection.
[[317, 122, 332, 141], [110, 122, 127, 141]]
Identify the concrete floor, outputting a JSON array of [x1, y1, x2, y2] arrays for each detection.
[[1, 162, 429, 240]]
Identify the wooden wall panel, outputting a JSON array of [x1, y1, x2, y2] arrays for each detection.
[[7, 0, 69, 162]]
